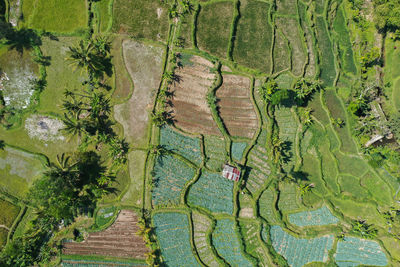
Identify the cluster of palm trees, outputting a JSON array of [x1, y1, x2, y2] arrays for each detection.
[[63, 36, 128, 167], [167, 0, 194, 19]]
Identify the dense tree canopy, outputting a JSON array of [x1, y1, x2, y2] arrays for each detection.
[[373, 0, 400, 31]]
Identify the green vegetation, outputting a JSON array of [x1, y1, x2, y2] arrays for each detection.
[[196, 1, 234, 58], [1, 0, 400, 265], [112, 0, 169, 41], [233, 0, 272, 73], [0, 198, 20, 228], [24, 0, 87, 33]]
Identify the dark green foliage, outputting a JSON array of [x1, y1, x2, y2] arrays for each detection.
[[271, 89, 290, 106], [373, 0, 400, 31]]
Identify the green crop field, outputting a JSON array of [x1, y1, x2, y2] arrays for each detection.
[[24, 0, 87, 33], [233, 0, 272, 73], [196, 1, 234, 58], [2, 0, 400, 265]]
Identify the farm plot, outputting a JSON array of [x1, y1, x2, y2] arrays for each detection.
[[112, 0, 169, 42], [361, 171, 392, 204], [212, 219, 254, 267], [333, 6, 357, 75], [315, 0, 326, 14], [239, 193, 255, 219], [335, 153, 368, 178], [0, 198, 20, 228], [324, 89, 357, 154], [246, 145, 271, 195], [231, 142, 247, 161], [94, 0, 113, 33], [233, 0, 272, 73], [0, 146, 45, 197], [0, 228, 7, 248], [151, 155, 196, 206], [288, 206, 338, 227], [275, 106, 298, 173], [187, 170, 234, 214], [301, 152, 329, 196], [26, 0, 87, 33], [204, 135, 226, 171], [315, 16, 336, 86], [239, 221, 270, 267], [191, 212, 220, 267], [298, 2, 317, 78], [276, 0, 298, 16], [153, 212, 201, 267], [160, 126, 202, 165], [121, 150, 146, 207], [38, 37, 86, 114], [62, 258, 146, 267], [278, 183, 300, 212], [334, 237, 388, 267], [270, 226, 334, 267], [273, 31, 291, 74], [259, 187, 278, 224], [319, 143, 340, 194], [338, 174, 371, 200], [114, 40, 164, 147], [216, 74, 258, 139], [196, 1, 234, 58], [95, 206, 118, 228], [0, 47, 38, 109], [178, 9, 195, 49], [169, 54, 221, 136], [63, 210, 149, 259], [276, 17, 307, 77]]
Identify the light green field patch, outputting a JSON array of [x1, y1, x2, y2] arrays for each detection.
[[114, 40, 164, 147], [259, 186, 278, 224], [239, 220, 270, 266], [204, 135, 226, 171], [361, 171, 393, 205], [393, 78, 400, 111], [27, 0, 87, 33], [338, 174, 370, 200], [0, 147, 45, 197], [246, 145, 271, 195], [38, 37, 86, 114], [121, 150, 146, 207], [278, 182, 300, 212]]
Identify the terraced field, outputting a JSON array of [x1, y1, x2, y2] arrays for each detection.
[[216, 74, 258, 138], [2, 0, 400, 266]]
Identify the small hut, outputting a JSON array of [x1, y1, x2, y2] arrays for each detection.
[[222, 164, 241, 182]]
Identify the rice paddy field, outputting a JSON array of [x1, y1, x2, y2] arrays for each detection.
[[1, 0, 400, 266]]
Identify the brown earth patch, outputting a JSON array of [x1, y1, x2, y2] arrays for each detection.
[[114, 40, 164, 147], [62, 210, 148, 259], [169, 55, 221, 135], [216, 75, 258, 138]]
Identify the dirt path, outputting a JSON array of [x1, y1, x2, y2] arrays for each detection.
[[0, 225, 10, 231]]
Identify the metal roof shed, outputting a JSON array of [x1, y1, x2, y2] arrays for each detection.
[[222, 164, 241, 182]]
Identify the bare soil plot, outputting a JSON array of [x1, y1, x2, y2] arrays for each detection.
[[216, 74, 258, 138], [63, 210, 149, 259], [169, 55, 221, 135], [114, 40, 164, 147]]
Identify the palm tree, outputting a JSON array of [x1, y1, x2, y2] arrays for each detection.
[[62, 113, 87, 141], [66, 40, 104, 78]]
